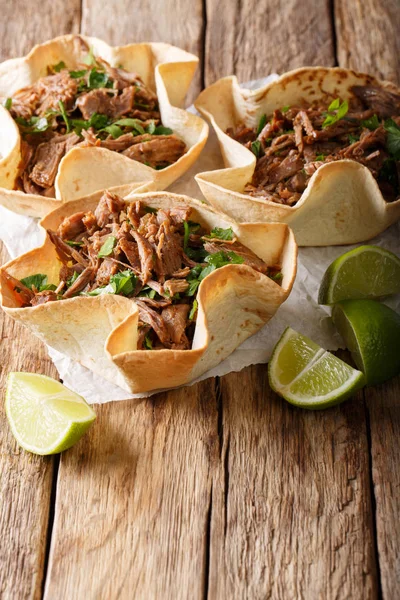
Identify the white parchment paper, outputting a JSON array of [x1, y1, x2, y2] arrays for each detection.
[[1, 75, 399, 403]]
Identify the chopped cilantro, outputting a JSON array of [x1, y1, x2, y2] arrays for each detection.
[[20, 273, 56, 292], [66, 271, 79, 287], [88, 69, 112, 89], [322, 98, 349, 128], [384, 118, 400, 160], [348, 133, 359, 144], [4, 97, 12, 110], [189, 299, 198, 320], [69, 69, 87, 79], [110, 270, 137, 296], [83, 47, 97, 66], [251, 140, 261, 158], [58, 100, 70, 133], [113, 118, 145, 135], [53, 61, 66, 72], [183, 221, 190, 250], [89, 113, 109, 129], [209, 227, 234, 241], [205, 251, 244, 267], [98, 236, 117, 257], [146, 120, 156, 134], [144, 206, 157, 214], [315, 154, 325, 162], [143, 332, 153, 350], [138, 286, 157, 299], [256, 114, 267, 136], [153, 125, 173, 136], [282, 105, 290, 113], [102, 124, 124, 139], [66, 240, 84, 247], [361, 114, 380, 131], [270, 271, 283, 282]]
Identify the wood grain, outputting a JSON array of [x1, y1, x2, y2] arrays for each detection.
[[335, 7, 400, 596], [365, 377, 400, 599], [208, 366, 377, 599], [0, 243, 56, 600], [0, 4, 81, 597], [44, 381, 218, 600], [204, 0, 335, 85], [335, 0, 400, 84], [81, 0, 204, 103]]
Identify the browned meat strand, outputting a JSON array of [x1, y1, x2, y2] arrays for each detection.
[[6, 192, 281, 350], [227, 84, 400, 205], [7, 56, 187, 197], [122, 135, 186, 168]]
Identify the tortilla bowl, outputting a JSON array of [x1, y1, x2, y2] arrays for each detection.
[[194, 67, 400, 246], [0, 35, 208, 218], [0, 191, 297, 394]]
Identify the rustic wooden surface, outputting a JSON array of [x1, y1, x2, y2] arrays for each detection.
[[1, 1, 399, 599]]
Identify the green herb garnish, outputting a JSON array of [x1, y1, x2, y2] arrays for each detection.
[[69, 69, 87, 79], [88, 69, 112, 89], [256, 114, 267, 136], [112, 118, 145, 135], [138, 286, 157, 299], [98, 236, 117, 257], [322, 98, 349, 129], [20, 274, 56, 292], [209, 227, 234, 241], [361, 114, 380, 131], [143, 332, 153, 350], [251, 140, 261, 158], [144, 206, 157, 214], [348, 133, 359, 144], [282, 105, 290, 113], [189, 299, 198, 320], [66, 271, 80, 287], [384, 118, 400, 160], [66, 240, 84, 247], [53, 61, 66, 72], [102, 124, 124, 139], [4, 97, 12, 110], [315, 154, 325, 162], [58, 100, 70, 133]]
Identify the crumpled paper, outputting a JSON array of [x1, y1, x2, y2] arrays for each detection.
[[1, 75, 399, 403]]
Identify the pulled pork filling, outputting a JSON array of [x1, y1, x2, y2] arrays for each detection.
[[5, 191, 282, 350], [227, 85, 400, 205], [3, 53, 186, 197]]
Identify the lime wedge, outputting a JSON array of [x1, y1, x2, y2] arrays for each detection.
[[268, 327, 365, 409], [318, 245, 400, 305], [6, 372, 96, 455], [332, 299, 400, 386]]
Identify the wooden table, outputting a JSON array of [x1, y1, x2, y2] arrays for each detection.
[[1, 1, 399, 598]]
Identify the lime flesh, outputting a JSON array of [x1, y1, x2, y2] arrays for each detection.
[[332, 300, 400, 386], [318, 245, 400, 305], [6, 372, 96, 455], [268, 327, 365, 409]]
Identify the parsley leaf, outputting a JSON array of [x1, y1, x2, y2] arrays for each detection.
[[98, 236, 117, 257], [256, 114, 267, 136], [251, 140, 261, 158], [384, 118, 400, 160], [205, 251, 244, 267], [282, 105, 290, 113], [110, 270, 137, 296], [4, 97, 12, 110], [322, 99, 349, 129], [20, 274, 56, 292], [53, 61, 66, 72], [315, 154, 325, 162], [209, 227, 234, 241], [153, 125, 173, 135], [361, 114, 380, 131], [58, 100, 70, 133]]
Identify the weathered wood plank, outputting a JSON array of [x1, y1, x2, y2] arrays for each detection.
[[81, 0, 204, 103], [204, 2, 380, 597], [335, 0, 400, 84], [335, 6, 400, 596], [0, 3, 81, 596], [204, 0, 335, 85], [209, 366, 377, 599], [44, 381, 218, 600], [0, 244, 56, 600], [365, 377, 400, 599]]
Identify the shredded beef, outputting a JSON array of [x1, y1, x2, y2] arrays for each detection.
[[7, 191, 279, 351]]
